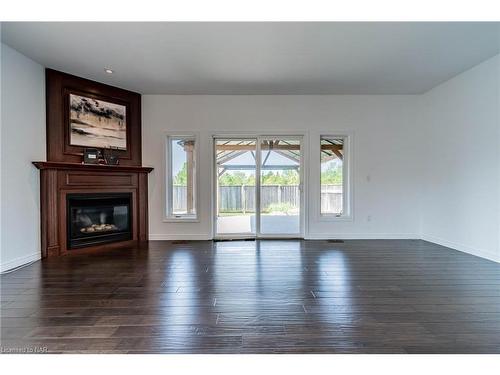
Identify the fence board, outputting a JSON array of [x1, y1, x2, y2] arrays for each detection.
[[173, 185, 342, 213]]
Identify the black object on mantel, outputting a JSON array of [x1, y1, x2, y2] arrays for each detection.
[[83, 148, 101, 164], [103, 147, 120, 165]]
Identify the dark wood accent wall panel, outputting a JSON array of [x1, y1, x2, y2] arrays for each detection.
[[45, 69, 142, 166], [38, 71, 148, 257], [34, 162, 153, 257]]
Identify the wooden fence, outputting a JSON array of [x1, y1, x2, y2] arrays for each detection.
[[174, 185, 342, 213]]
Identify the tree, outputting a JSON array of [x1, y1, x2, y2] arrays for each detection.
[[219, 171, 255, 186], [321, 162, 342, 184], [173, 162, 187, 185], [261, 170, 299, 185], [218, 169, 300, 186]]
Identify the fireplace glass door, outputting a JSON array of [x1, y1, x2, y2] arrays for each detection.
[[67, 193, 132, 248]]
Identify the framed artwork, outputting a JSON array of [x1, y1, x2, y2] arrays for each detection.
[[69, 93, 127, 150]]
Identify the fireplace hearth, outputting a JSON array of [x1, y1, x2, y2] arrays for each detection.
[[67, 193, 132, 249]]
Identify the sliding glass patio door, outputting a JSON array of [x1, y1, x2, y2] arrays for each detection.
[[215, 139, 257, 237], [214, 136, 302, 238], [258, 138, 302, 236]]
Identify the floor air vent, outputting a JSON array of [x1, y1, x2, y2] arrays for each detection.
[[213, 238, 256, 242], [327, 239, 344, 243]]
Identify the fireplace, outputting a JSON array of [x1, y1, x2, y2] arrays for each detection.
[[67, 193, 132, 249], [34, 161, 152, 257]]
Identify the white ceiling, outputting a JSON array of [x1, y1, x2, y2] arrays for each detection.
[[2, 22, 499, 94]]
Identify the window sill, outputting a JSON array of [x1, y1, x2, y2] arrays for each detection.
[[163, 217, 200, 223], [318, 215, 353, 222]]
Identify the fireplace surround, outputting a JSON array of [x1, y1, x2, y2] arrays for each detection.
[[33, 162, 153, 257]]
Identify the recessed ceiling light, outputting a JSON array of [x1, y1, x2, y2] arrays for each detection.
[[104, 68, 113, 74]]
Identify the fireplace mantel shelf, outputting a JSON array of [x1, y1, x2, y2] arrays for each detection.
[[33, 161, 153, 173]]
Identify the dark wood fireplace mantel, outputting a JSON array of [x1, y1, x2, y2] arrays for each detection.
[[33, 161, 153, 257], [33, 161, 153, 173]]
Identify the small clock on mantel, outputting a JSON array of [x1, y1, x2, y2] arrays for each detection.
[[83, 148, 101, 164]]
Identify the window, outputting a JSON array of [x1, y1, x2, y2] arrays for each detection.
[[166, 135, 197, 220], [320, 136, 350, 218]]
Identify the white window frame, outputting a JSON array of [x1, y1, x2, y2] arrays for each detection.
[[318, 134, 353, 221], [165, 133, 199, 222]]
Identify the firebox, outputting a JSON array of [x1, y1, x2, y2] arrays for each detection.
[[66, 193, 132, 249]]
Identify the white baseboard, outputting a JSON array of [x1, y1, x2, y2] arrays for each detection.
[[0, 252, 41, 273], [149, 233, 419, 241], [147, 232, 499, 264], [421, 234, 500, 264], [149, 234, 212, 241], [305, 233, 419, 240]]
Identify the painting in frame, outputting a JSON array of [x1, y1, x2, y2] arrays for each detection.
[[69, 93, 127, 150]]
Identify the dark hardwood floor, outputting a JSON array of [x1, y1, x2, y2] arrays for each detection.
[[2, 239, 500, 354]]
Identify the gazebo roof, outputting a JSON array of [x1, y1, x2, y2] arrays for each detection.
[[214, 138, 343, 170]]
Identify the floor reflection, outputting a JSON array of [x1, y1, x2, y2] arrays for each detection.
[[155, 247, 203, 340], [313, 248, 355, 321], [213, 240, 305, 324]]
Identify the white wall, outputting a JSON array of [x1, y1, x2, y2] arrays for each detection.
[[143, 95, 421, 240], [0, 42, 497, 269], [0, 43, 45, 272], [420, 54, 500, 263]]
